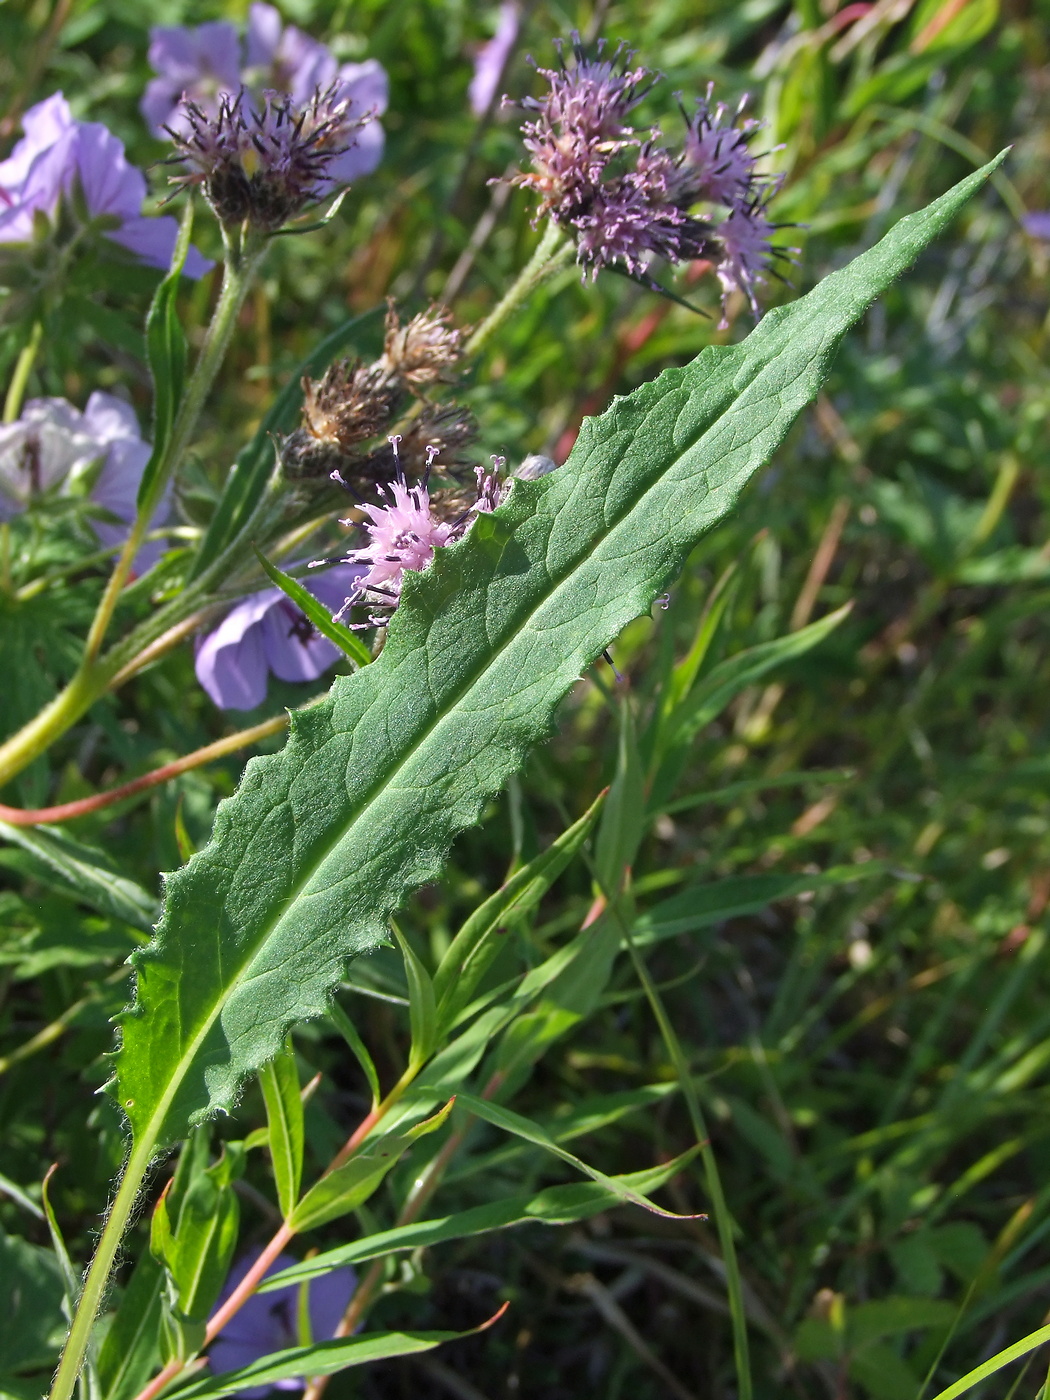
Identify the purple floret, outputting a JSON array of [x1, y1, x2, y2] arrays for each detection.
[[195, 563, 366, 711], [0, 93, 210, 276], [208, 1249, 356, 1398]]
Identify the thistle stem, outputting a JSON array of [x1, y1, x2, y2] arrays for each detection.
[[3, 319, 43, 422], [47, 1136, 157, 1400], [465, 221, 573, 358]]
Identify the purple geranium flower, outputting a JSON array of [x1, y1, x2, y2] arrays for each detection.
[[469, 2, 520, 116], [209, 1249, 356, 1398], [195, 563, 365, 711], [143, 3, 387, 187], [0, 93, 210, 276], [0, 392, 170, 570]]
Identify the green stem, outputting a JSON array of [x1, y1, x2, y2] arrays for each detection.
[[0, 248, 270, 792], [84, 241, 264, 665], [4, 320, 43, 422], [623, 930, 754, 1400], [48, 1136, 156, 1400], [465, 221, 573, 358]]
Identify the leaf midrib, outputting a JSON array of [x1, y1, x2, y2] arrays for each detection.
[[142, 337, 765, 1142]]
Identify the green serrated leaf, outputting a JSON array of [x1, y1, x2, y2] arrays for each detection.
[[117, 157, 1004, 1154], [258, 1041, 304, 1220], [253, 550, 372, 668]]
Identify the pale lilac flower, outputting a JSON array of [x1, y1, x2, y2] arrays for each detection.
[[0, 393, 169, 569], [715, 192, 779, 326], [195, 563, 365, 711], [1023, 211, 1050, 239], [0, 93, 210, 276], [469, 2, 520, 116], [143, 3, 387, 186], [209, 1249, 356, 1398]]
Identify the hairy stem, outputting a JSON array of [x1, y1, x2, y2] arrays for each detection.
[[465, 221, 572, 358], [48, 1136, 157, 1400]]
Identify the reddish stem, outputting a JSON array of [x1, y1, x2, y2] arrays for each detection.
[[0, 715, 288, 827]]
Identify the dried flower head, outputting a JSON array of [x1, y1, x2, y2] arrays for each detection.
[[378, 304, 465, 390], [166, 85, 369, 231]]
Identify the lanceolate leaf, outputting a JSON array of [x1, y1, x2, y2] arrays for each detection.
[[117, 159, 1003, 1154]]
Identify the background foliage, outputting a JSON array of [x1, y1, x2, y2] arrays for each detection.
[[2, 1, 1050, 1398]]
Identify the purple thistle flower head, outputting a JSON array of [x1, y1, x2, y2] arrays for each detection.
[[208, 1249, 356, 1397], [166, 86, 368, 233], [195, 562, 365, 710], [144, 4, 387, 188], [0, 392, 170, 570], [0, 93, 210, 276], [509, 36, 790, 321], [344, 476, 454, 603]]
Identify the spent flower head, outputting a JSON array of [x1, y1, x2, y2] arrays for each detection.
[[166, 85, 368, 232], [144, 3, 388, 185]]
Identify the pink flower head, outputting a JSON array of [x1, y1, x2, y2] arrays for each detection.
[[0, 93, 210, 275], [682, 87, 763, 209], [715, 186, 782, 327], [345, 477, 453, 601]]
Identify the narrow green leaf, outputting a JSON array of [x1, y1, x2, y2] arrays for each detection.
[[432, 790, 606, 1029], [664, 603, 851, 754], [253, 550, 372, 668], [594, 700, 645, 895], [96, 1253, 164, 1400], [168, 1320, 503, 1400], [258, 1041, 304, 1219], [458, 1092, 700, 1220], [137, 202, 192, 513], [631, 863, 883, 947], [189, 309, 381, 581], [289, 1098, 454, 1232], [262, 1150, 701, 1290], [326, 1000, 381, 1109], [922, 1322, 1050, 1400], [0, 822, 157, 934], [117, 159, 1003, 1154], [391, 922, 438, 1071]]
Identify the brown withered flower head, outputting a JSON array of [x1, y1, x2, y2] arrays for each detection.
[[378, 303, 464, 390]]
